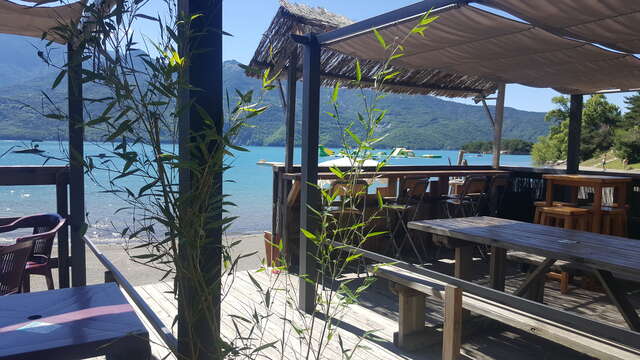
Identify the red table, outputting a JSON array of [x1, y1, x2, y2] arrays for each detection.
[[0, 283, 150, 359]]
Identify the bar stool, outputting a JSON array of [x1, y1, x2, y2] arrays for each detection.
[[533, 201, 577, 224], [601, 206, 627, 237], [536, 206, 591, 294], [538, 206, 591, 231]]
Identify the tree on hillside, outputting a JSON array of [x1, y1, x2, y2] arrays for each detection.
[[620, 92, 640, 128], [613, 92, 640, 163], [581, 94, 621, 159], [531, 95, 621, 164]]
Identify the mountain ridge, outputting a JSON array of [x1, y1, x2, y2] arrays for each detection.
[[0, 34, 550, 149]]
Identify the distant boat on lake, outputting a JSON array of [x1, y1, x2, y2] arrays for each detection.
[[12, 141, 45, 154]]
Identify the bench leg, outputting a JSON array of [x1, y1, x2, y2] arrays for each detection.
[[442, 285, 463, 360], [394, 285, 427, 350]]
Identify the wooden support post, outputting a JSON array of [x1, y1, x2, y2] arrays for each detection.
[[567, 94, 583, 174], [177, 0, 224, 357], [489, 246, 506, 291], [281, 54, 298, 261], [396, 285, 426, 349], [298, 34, 321, 314], [492, 83, 506, 169], [442, 285, 463, 360], [56, 171, 70, 288], [67, 42, 86, 287], [285, 52, 298, 173]]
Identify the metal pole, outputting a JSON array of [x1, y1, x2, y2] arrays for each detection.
[[299, 34, 321, 314], [67, 42, 86, 287], [178, 0, 223, 357], [567, 94, 584, 174], [492, 83, 506, 169]]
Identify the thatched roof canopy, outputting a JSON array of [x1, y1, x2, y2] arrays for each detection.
[[247, 1, 497, 98]]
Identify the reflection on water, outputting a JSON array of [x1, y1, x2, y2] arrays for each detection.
[[0, 140, 533, 243]]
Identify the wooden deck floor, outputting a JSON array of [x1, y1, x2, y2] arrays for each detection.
[[131, 260, 640, 360]]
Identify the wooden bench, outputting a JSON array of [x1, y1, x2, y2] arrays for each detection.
[[373, 264, 640, 360]]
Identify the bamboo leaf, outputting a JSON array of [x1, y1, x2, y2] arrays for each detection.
[[331, 82, 340, 104], [52, 70, 67, 89], [300, 228, 316, 240], [373, 29, 387, 49]]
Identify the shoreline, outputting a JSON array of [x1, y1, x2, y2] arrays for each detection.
[[10, 232, 267, 292]]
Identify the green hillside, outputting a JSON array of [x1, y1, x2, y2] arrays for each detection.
[[0, 34, 550, 149]]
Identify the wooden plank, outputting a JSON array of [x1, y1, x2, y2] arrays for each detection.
[[595, 270, 640, 332], [543, 174, 632, 183], [0, 166, 67, 186], [442, 285, 463, 360], [282, 169, 510, 180]]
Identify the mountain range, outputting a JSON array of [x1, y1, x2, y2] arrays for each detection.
[[0, 34, 550, 149]]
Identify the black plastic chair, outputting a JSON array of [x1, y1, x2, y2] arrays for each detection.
[[0, 214, 66, 292], [0, 240, 34, 296]]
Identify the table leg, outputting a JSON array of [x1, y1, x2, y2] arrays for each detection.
[[569, 186, 579, 204], [592, 184, 603, 233], [594, 270, 640, 332], [514, 258, 557, 302], [439, 176, 450, 197], [454, 246, 473, 281], [545, 179, 554, 207], [489, 246, 506, 291]]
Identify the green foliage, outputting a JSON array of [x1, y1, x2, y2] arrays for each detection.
[[532, 95, 621, 164], [621, 92, 640, 129], [461, 139, 532, 154], [580, 94, 621, 160], [612, 92, 640, 164], [613, 126, 640, 163]]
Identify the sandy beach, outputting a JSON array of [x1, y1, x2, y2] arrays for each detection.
[[24, 232, 266, 292]]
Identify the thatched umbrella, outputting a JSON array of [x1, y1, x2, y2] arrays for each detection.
[[247, 0, 497, 97]]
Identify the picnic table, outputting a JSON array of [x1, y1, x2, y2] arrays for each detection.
[[542, 174, 631, 233], [408, 216, 640, 332], [0, 283, 150, 359]]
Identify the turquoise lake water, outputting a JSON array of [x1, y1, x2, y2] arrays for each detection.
[[0, 140, 532, 243]]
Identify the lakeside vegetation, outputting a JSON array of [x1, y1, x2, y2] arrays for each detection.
[[461, 139, 533, 154], [532, 93, 640, 166]]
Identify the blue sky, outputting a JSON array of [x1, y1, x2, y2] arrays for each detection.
[[86, 0, 640, 113]]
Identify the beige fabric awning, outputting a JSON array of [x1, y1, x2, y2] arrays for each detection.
[[480, 0, 640, 54], [327, 4, 640, 95], [0, 0, 84, 44]]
